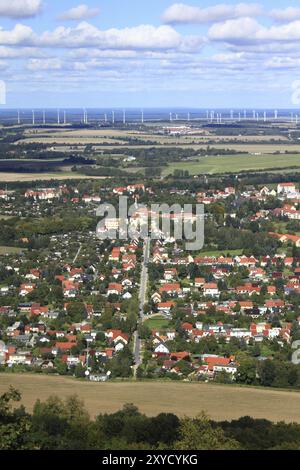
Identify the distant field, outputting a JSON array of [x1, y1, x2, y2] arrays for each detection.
[[40, 143, 300, 153], [1, 374, 300, 422], [18, 137, 126, 145], [18, 127, 292, 148], [163, 154, 300, 175], [0, 172, 108, 182]]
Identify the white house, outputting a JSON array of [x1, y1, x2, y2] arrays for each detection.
[[203, 283, 219, 297], [154, 343, 170, 354]]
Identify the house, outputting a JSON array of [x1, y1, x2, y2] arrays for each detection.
[[19, 283, 36, 297], [201, 355, 239, 376], [195, 277, 205, 288], [55, 342, 77, 352], [159, 283, 181, 296], [154, 343, 170, 354], [107, 283, 123, 296], [151, 292, 162, 304], [277, 183, 296, 195], [7, 352, 32, 366], [25, 269, 40, 281], [110, 247, 121, 261], [203, 283, 219, 298], [157, 301, 175, 313], [164, 268, 177, 281]]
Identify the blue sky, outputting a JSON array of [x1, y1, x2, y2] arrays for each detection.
[[1, 0, 300, 108]]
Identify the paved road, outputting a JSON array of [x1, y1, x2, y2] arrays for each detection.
[[133, 237, 150, 370]]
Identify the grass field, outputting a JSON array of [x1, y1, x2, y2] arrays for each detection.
[[1, 374, 300, 422], [163, 154, 300, 176], [198, 249, 244, 257], [144, 316, 171, 330]]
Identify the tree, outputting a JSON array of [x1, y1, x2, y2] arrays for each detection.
[[138, 323, 151, 340], [0, 387, 32, 450], [258, 359, 276, 387], [174, 412, 240, 450], [237, 359, 257, 385]]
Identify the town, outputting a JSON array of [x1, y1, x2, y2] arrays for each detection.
[[0, 176, 300, 390]]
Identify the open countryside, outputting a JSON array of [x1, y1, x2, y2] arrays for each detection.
[[1, 374, 300, 423]]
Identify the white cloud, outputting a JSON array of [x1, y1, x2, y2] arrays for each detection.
[[0, 22, 203, 52], [265, 56, 300, 69], [162, 2, 263, 24], [270, 7, 300, 23], [208, 17, 261, 43], [57, 4, 100, 21], [209, 17, 300, 44], [69, 49, 138, 59], [27, 58, 62, 71], [0, 0, 41, 18], [0, 24, 35, 46], [212, 52, 246, 63], [39, 23, 190, 50], [0, 46, 43, 58]]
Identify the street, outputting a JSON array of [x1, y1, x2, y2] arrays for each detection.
[[133, 237, 150, 371]]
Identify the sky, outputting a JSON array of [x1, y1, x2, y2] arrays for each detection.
[[1, 0, 300, 108]]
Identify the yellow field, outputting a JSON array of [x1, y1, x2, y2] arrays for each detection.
[[1, 374, 300, 422], [19, 127, 289, 147], [0, 172, 107, 182]]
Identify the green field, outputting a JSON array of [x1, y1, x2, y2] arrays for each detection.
[[197, 249, 244, 257], [144, 316, 171, 330], [162, 154, 300, 176]]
